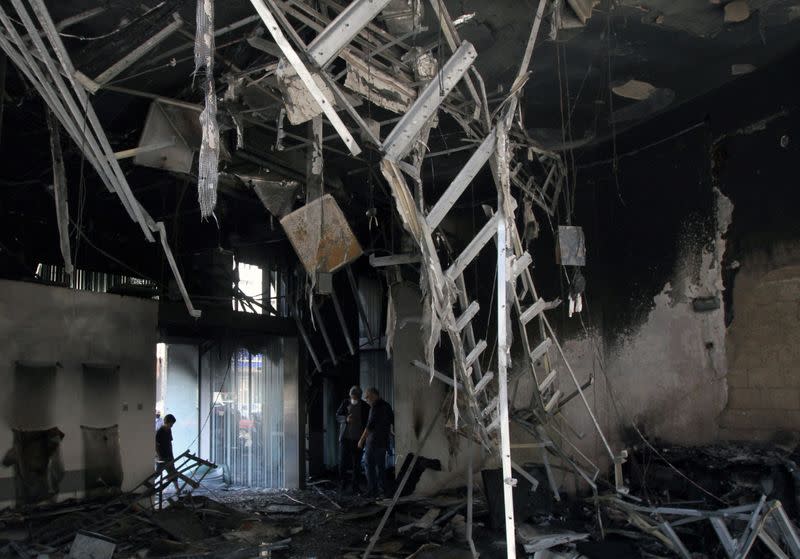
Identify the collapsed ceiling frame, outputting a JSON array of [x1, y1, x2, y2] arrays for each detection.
[[0, 0, 202, 318]]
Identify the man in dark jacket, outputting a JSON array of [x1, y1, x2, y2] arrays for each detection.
[[358, 387, 394, 498], [156, 414, 179, 491], [336, 386, 370, 493]]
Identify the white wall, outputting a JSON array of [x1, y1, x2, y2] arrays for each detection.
[[0, 279, 157, 505], [164, 344, 199, 456]]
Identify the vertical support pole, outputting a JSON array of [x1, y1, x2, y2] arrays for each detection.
[[307, 115, 324, 200], [496, 215, 517, 558], [467, 437, 478, 558]]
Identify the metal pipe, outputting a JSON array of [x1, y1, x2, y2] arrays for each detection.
[[0, 14, 121, 203], [26, 0, 155, 240]]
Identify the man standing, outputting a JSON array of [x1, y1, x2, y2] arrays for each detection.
[[156, 414, 179, 491], [336, 386, 370, 493], [358, 387, 394, 498]]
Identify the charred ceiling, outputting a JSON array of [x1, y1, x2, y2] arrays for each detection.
[[0, 1, 797, 282]]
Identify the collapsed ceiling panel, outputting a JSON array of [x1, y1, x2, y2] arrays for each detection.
[[280, 194, 363, 274]]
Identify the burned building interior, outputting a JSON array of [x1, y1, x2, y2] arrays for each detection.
[[1, 0, 800, 557]]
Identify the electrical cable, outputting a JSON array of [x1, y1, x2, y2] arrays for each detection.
[[57, 2, 168, 41]]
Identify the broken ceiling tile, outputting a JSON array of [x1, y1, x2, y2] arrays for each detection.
[[612, 79, 657, 101], [556, 226, 586, 267], [280, 194, 363, 274], [344, 55, 416, 114], [244, 176, 301, 218], [517, 524, 590, 552], [275, 58, 337, 125], [731, 63, 756, 75], [724, 0, 750, 23], [380, 0, 424, 35]]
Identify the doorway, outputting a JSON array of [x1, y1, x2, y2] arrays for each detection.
[[209, 341, 286, 488]]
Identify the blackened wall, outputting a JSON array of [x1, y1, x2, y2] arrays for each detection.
[[550, 43, 800, 470]]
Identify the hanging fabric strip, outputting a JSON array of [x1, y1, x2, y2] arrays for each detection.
[[194, 0, 219, 219], [45, 109, 73, 276]]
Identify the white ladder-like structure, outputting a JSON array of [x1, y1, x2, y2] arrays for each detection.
[[244, 1, 622, 557]]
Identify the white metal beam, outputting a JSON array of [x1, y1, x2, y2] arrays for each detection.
[[382, 41, 477, 161], [426, 128, 496, 230], [412, 359, 464, 390], [306, 0, 393, 68], [496, 216, 517, 559], [445, 212, 500, 281]]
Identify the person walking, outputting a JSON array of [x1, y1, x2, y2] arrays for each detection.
[[156, 414, 180, 492]]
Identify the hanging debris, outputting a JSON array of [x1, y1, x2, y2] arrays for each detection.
[[276, 58, 338, 124], [280, 194, 363, 275], [194, 0, 219, 219], [240, 175, 300, 218], [556, 225, 586, 267], [45, 110, 73, 278], [307, 115, 324, 201]]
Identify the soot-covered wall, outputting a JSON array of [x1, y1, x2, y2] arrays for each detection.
[[525, 122, 729, 481], [547, 44, 800, 475], [0, 279, 157, 506]]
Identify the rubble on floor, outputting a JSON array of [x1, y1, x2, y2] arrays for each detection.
[[3, 441, 800, 558]]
